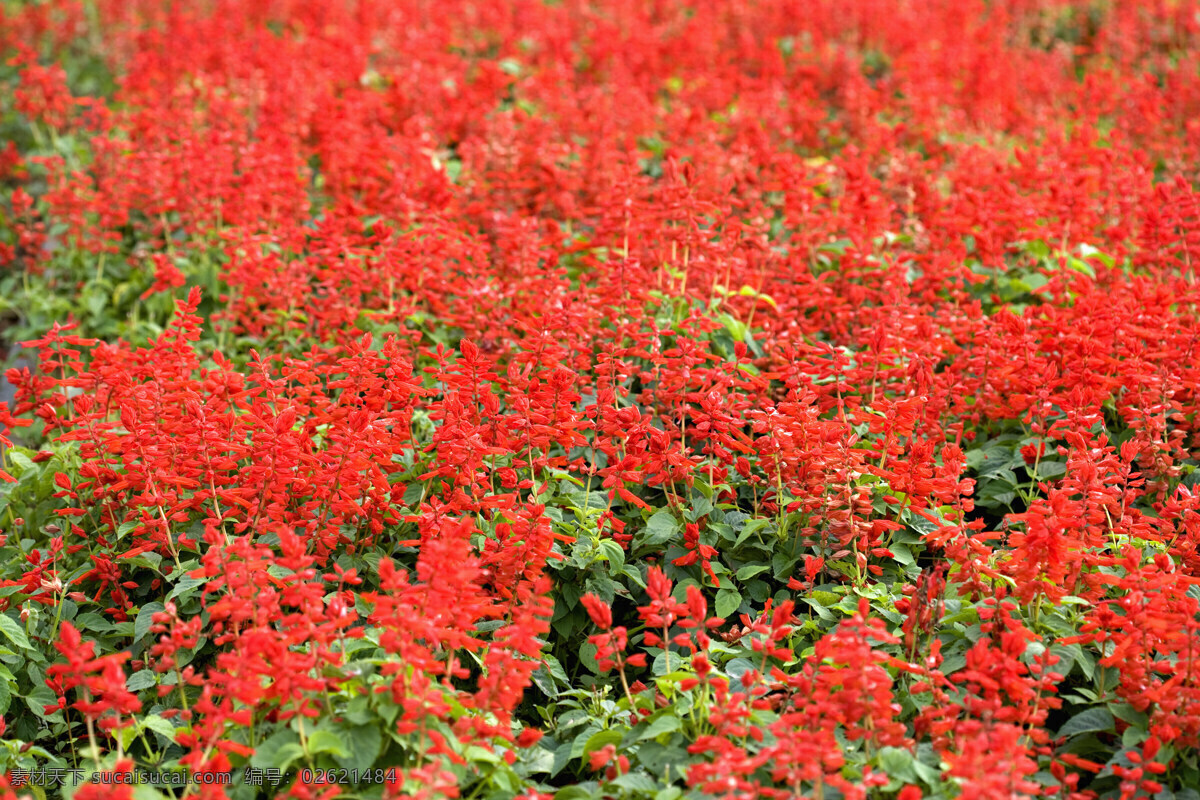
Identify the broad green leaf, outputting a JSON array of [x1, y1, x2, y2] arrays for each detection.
[[26, 685, 58, 720], [812, 590, 841, 606], [889, 543, 915, 566], [804, 598, 835, 620], [733, 518, 769, 547], [612, 773, 660, 793], [126, 670, 157, 692], [597, 539, 625, 572], [715, 588, 742, 619], [334, 725, 383, 773], [0, 614, 31, 650], [579, 642, 599, 674], [641, 510, 679, 547], [582, 728, 623, 757], [1058, 707, 1114, 739], [735, 564, 770, 580], [876, 746, 916, 783], [637, 713, 682, 741], [723, 658, 757, 683], [167, 573, 206, 602], [7, 451, 34, 474], [250, 729, 301, 769], [465, 745, 501, 765], [940, 653, 967, 675], [141, 714, 176, 741], [1109, 703, 1148, 728], [134, 602, 165, 644], [307, 729, 349, 758], [569, 723, 603, 759]]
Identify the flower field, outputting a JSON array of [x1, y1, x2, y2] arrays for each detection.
[[2, 1, 1200, 798]]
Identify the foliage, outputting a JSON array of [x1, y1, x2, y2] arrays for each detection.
[[1, 2, 1200, 799]]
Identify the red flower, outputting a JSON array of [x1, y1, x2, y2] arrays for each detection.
[[139, 253, 187, 300], [1019, 442, 1046, 466]]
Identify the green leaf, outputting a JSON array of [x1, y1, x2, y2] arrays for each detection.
[[744, 578, 770, 602], [74, 612, 115, 633], [0, 614, 31, 651], [465, 745, 501, 765], [940, 653, 967, 675], [597, 539, 625, 572], [715, 588, 742, 619], [1058, 707, 1114, 739], [804, 598, 834, 620], [569, 723, 603, 759], [877, 746, 917, 783], [654, 670, 694, 693], [579, 642, 599, 674], [641, 510, 679, 547], [26, 684, 58, 720], [735, 564, 770, 580], [274, 743, 308, 771], [688, 492, 714, 521], [1109, 703, 1148, 728], [7, 451, 34, 475], [1122, 725, 1146, 749], [126, 670, 157, 692], [912, 757, 941, 785], [733, 518, 769, 547], [307, 729, 349, 758], [1048, 643, 1078, 679], [637, 713, 682, 741], [251, 729, 301, 769], [719, 313, 748, 343], [117, 724, 139, 752], [1075, 647, 1096, 680], [811, 590, 840, 606], [1077, 243, 1113, 268], [334, 725, 383, 773], [134, 602, 165, 644], [611, 773, 659, 793], [167, 572, 206, 602], [582, 729, 623, 757], [543, 653, 569, 684], [723, 658, 757, 683], [1066, 256, 1095, 279], [890, 543, 915, 566], [122, 553, 164, 576], [141, 714, 177, 742], [1035, 460, 1067, 478]]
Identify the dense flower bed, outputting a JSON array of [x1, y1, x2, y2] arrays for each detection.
[[1, 1, 1200, 798]]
